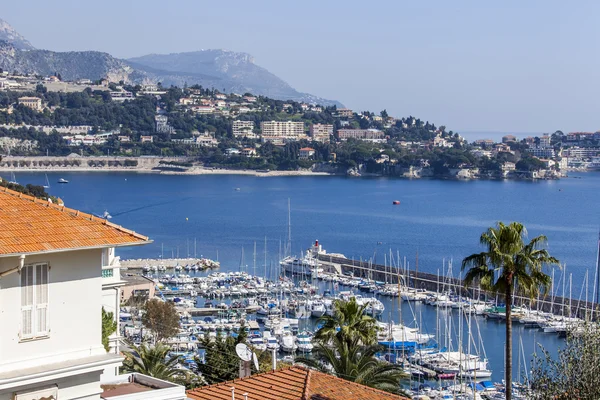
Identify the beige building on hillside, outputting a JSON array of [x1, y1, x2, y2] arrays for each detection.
[[18, 97, 43, 111], [232, 120, 257, 138], [260, 121, 305, 143], [309, 124, 333, 143]]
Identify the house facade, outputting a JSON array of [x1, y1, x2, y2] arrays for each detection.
[[0, 187, 150, 400]]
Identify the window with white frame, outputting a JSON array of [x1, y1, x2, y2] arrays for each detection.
[[21, 263, 49, 339]]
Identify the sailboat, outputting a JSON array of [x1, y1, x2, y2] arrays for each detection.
[[43, 174, 50, 189], [8, 171, 18, 185]]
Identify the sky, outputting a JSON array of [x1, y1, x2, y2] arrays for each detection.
[[2, 0, 599, 134]]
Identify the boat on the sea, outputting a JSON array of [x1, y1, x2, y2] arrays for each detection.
[[393, 200, 400, 205], [57, 178, 69, 184], [43, 174, 50, 189], [280, 240, 343, 276], [8, 171, 18, 185]]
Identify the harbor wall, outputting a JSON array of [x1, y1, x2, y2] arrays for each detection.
[[318, 254, 598, 320]]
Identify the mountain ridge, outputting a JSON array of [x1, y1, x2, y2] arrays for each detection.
[[0, 19, 342, 106]]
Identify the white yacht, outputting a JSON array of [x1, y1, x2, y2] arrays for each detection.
[[280, 240, 342, 276], [310, 300, 326, 318], [249, 335, 267, 352], [280, 331, 297, 353], [296, 331, 314, 353]]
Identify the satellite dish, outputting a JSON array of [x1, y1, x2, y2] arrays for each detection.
[[252, 351, 259, 371], [236, 343, 252, 362]]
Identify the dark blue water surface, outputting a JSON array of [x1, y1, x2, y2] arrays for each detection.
[[9, 171, 600, 382]]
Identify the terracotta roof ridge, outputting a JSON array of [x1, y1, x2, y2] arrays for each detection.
[[306, 366, 407, 399], [0, 186, 149, 242], [188, 366, 307, 396], [301, 367, 312, 400]]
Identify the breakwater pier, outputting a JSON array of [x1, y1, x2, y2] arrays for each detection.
[[317, 253, 598, 320]]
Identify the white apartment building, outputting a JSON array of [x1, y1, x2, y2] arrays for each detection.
[[0, 187, 156, 400], [527, 147, 555, 158], [562, 147, 599, 159], [232, 120, 257, 138], [309, 124, 333, 143], [337, 128, 385, 141], [539, 135, 551, 148], [260, 121, 305, 143]]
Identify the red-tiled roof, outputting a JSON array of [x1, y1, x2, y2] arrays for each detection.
[[186, 366, 406, 400], [0, 187, 149, 256]]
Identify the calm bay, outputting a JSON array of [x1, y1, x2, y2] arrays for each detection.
[[8, 170, 600, 382]]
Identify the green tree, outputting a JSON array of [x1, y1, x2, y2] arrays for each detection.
[[314, 297, 378, 347], [122, 342, 196, 386], [528, 322, 600, 399], [196, 328, 247, 384], [296, 336, 406, 394], [462, 222, 559, 400], [141, 299, 180, 343], [101, 307, 117, 352]]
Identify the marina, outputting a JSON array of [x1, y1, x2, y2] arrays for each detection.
[[13, 171, 600, 398], [118, 236, 589, 398]]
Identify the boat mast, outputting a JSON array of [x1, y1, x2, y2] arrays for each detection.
[[264, 236, 267, 280], [253, 241, 257, 278], [594, 230, 600, 305], [287, 198, 292, 258]]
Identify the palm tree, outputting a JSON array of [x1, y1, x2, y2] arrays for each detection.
[[122, 342, 195, 386], [314, 297, 378, 346], [462, 221, 559, 400], [296, 336, 406, 394]]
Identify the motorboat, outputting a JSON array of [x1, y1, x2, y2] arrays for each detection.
[[296, 331, 314, 353], [310, 300, 326, 318], [280, 331, 297, 353], [57, 178, 69, 184]]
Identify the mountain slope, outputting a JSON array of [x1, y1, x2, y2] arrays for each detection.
[[0, 18, 342, 106], [0, 41, 143, 82], [0, 18, 34, 50], [127, 50, 341, 106]]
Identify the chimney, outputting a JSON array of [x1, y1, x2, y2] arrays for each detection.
[[231, 387, 235, 400], [243, 394, 248, 400], [272, 348, 277, 370]]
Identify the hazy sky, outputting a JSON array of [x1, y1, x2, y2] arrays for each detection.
[[3, 1, 599, 133]]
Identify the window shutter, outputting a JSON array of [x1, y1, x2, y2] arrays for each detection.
[[21, 266, 33, 338], [35, 264, 49, 336]]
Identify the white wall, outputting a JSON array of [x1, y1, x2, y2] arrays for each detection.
[[0, 249, 105, 373]]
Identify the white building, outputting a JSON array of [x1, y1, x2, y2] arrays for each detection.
[[109, 91, 134, 102], [539, 135, 551, 148], [527, 147, 555, 158], [0, 187, 157, 400], [241, 148, 257, 157], [232, 120, 257, 138], [337, 128, 385, 142], [299, 147, 315, 160], [260, 121, 305, 143], [309, 124, 333, 143]]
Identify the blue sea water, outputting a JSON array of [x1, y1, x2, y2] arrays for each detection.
[[8, 170, 600, 382]]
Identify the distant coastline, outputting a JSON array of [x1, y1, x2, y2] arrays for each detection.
[[0, 164, 574, 181], [0, 165, 338, 177]]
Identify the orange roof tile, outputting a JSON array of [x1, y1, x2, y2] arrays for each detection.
[[0, 187, 150, 256], [186, 366, 407, 400]]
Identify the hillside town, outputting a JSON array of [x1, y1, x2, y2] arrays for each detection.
[[0, 71, 598, 179]]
